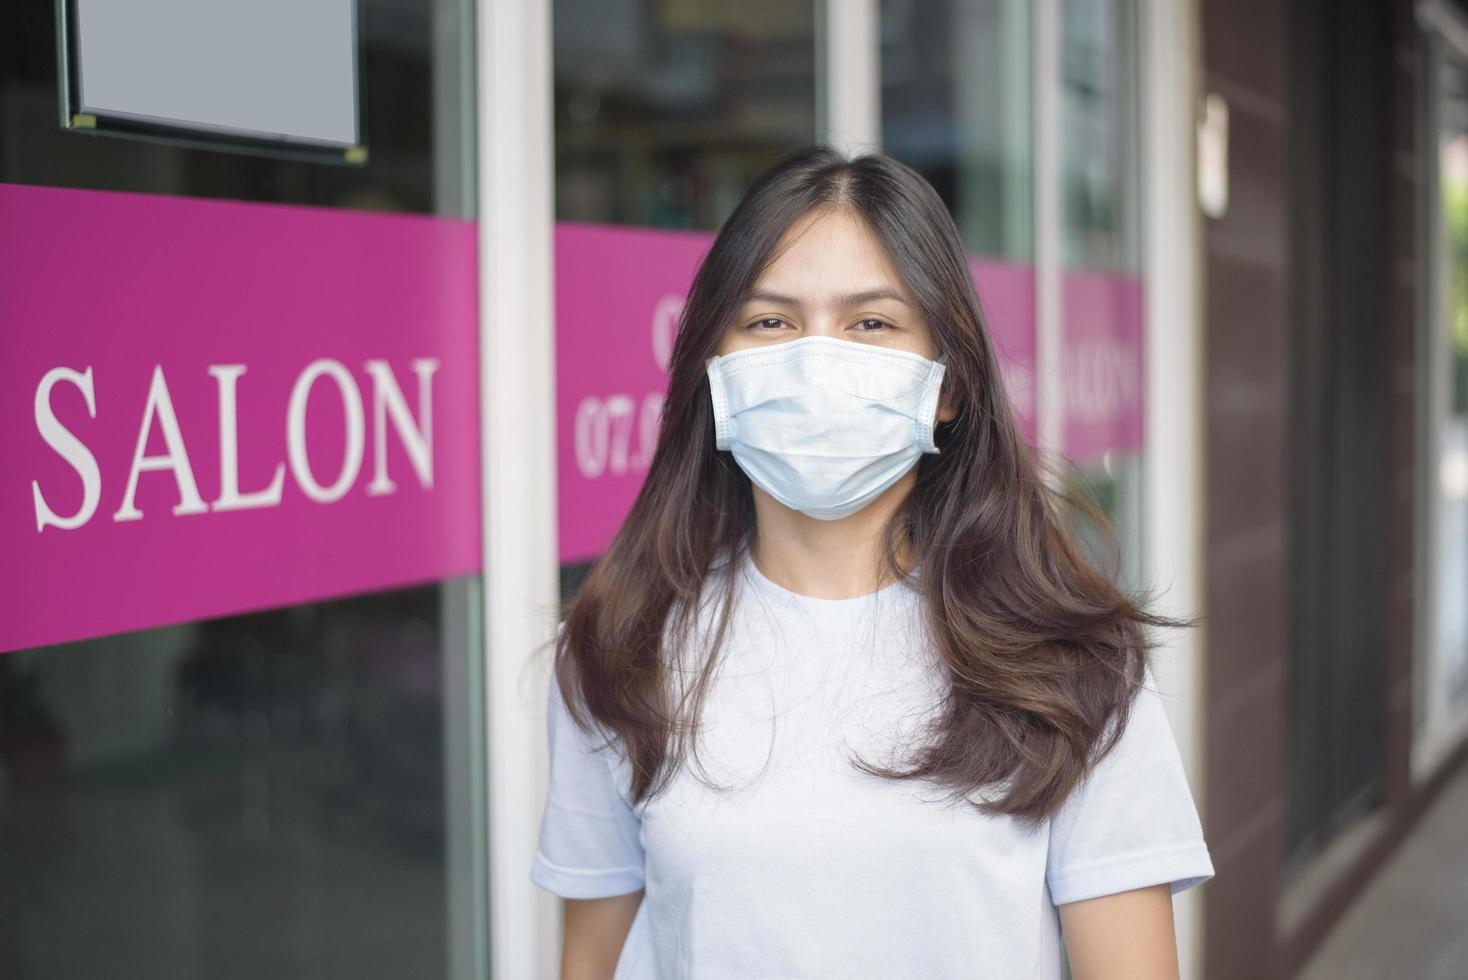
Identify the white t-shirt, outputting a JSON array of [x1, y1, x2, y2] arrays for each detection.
[[531, 552, 1215, 979]]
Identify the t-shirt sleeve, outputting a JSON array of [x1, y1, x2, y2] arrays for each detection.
[[1045, 663, 1215, 906], [529, 666, 647, 899]]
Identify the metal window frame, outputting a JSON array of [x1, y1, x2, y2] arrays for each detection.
[[1138, 3, 1208, 977], [819, 0, 881, 153], [477, 0, 560, 977]]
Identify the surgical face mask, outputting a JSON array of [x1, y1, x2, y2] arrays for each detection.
[[705, 335, 947, 520]]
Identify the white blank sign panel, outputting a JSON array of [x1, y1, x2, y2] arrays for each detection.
[[73, 0, 359, 147]]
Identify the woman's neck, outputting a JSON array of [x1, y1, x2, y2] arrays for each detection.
[[748, 471, 916, 600]]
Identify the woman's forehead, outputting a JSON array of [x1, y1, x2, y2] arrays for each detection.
[[750, 210, 913, 307]]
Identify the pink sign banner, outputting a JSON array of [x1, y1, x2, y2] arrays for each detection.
[[554, 222, 1045, 564], [554, 223, 705, 565], [1061, 271, 1145, 467], [969, 256, 1038, 444], [2, 182, 481, 654]]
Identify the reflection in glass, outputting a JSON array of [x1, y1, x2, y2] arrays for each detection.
[[553, 0, 817, 231], [880, 0, 1033, 259], [1436, 61, 1468, 709], [0, 0, 485, 976], [1061, 0, 1141, 272], [0, 583, 482, 980], [1061, 0, 1145, 588], [551, 0, 819, 597]]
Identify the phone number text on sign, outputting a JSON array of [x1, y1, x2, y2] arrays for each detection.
[[573, 391, 665, 479], [570, 291, 680, 480], [555, 222, 710, 562]]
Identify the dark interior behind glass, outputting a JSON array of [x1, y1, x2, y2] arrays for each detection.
[[0, 2, 483, 978]]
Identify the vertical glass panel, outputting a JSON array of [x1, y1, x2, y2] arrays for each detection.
[[0, 585, 482, 980], [878, 1, 1143, 584], [879, 0, 1039, 476], [880, 0, 1034, 259], [551, 0, 819, 591], [0, 1, 486, 978], [1059, 0, 1146, 588], [1435, 57, 1468, 711], [553, 0, 817, 231], [1060, 0, 1141, 272]]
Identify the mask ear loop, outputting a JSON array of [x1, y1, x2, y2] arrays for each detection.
[[705, 357, 735, 450], [916, 360, 947, 453]]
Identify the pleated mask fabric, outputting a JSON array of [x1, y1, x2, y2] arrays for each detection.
[[705, 336, 947, 520]]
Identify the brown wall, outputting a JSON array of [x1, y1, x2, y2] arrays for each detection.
[[1200, 0, 1467, 977], [1199, 0, 1291, 973]]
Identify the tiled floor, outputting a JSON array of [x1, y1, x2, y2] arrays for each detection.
[[1298, 762, 1468, 980]]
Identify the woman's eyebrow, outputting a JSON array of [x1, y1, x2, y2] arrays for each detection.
[[745, 287, 910, 308]]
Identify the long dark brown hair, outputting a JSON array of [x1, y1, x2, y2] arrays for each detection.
[[555, 144, 1194, 830]]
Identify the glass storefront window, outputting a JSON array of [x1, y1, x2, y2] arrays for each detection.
[[1060, 0, 1146, 589], [0, 585, 480, 979], [1434, 62, 1468, 712], [1060, 0, 1142, 273], [880, 0, 1039, 490], [1417, 36, 1468, 768], [880, 0, 1034, 260], [0, 1, 486, 978], [551, 0, 820, 592], [880, 0, 1147, 588], [553, 0, 817, 231]]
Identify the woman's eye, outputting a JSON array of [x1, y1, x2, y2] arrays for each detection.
[[748, 318, 787, 331], [854, 318, 893, 332]]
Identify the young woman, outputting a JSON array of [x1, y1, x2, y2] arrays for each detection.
[[532, 145, 1214, 979]]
